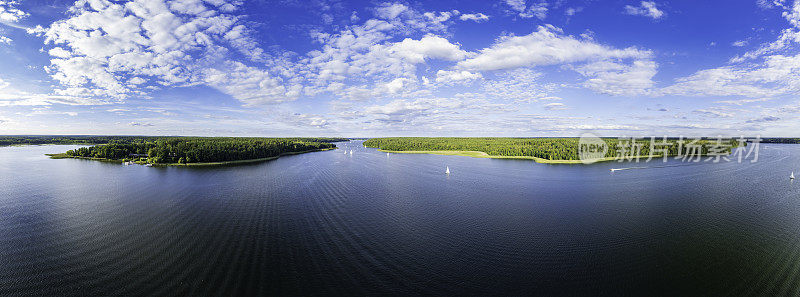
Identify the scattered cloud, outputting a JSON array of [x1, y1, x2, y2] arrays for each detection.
[[502, 0, 548, 20], [732, 39, 749, 47], [662, 1, 800, 101], [0, 0, 26, 22], [435, 70, 482, 84], [460, 13, 489, 22], [129, 122, 154, 127], [714, 98, 771, 105], [746, 116, 780, 123], [543, 102, 567, 110], [693, 108, 735, 118], [623, 1, 665, 19], [42, 0, 290, 105]]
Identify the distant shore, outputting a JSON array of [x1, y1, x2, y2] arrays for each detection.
[[377, 149, 671, 164], [47, 148, 335, 167]]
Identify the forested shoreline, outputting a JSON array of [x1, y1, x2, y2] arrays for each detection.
[[0, 136, 162, 146], [364, 137, 742, 161], [3, 136, 347, 165]]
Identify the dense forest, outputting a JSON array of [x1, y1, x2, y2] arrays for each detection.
[[364, 137, 742, 161], [760, 138, 800, 144], [5, 136, 347, 164], [0, 136, 162, 146]]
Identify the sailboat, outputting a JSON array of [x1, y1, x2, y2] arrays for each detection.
[[349, 150, 353, 155], [445, 166, 450, 175], [386, 152, 390, 156], [791, 172, 795, 180]]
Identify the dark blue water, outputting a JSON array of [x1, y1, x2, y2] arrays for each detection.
[[2, 141, 800, 296]]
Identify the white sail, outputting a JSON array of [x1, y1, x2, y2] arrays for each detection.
[[445, 166, 450, 174], [792, 172, 795, 179], [349, 150, 353, 155]]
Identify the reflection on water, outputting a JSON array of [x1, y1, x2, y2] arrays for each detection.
[[2, 142, 800, 295]]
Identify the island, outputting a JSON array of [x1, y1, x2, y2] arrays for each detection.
[[363, 137, 741, 163], [0, 136, 346, 166]]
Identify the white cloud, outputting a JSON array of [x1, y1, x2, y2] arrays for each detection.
[[623, 1, 665, 19], [565, 7, 583, 16], [456, 25, 656, 96], [41, 0, 296, 105], [0, 0, 26, 22], [459, 13, 489, 22], [543, 102, 567, 110], [284, 113, 330, 128], [502, 0, 548, 19], [482, 69, 560, 102], [458, 25, 652, 71], [662, 2, 800, 98], [435, 70, 482, 84], [375, 3, 408, 19], [303, 9, 467, 99], [47, 47, 71, 58], [732, 40, 749, 47], [389, 35, 468, 63], [0, 0, 26, 44], [692, 108, 735, 118], [575, 60, 658, 96], [661, 53, 800, 97], [0, 77, 111, 106]]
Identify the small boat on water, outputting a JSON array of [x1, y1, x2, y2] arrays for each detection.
[[445, 166, 450, 175], [349, 150, 353, 155], [145, 164, 153, 167], [792, 172, 795, 180]]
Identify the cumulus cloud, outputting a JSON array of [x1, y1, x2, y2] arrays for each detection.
[[435, 70, 482, 84], [459, 13, 489, 22], [458, 25, 651, 71], [303, 9, 468, 99], [458, 25, 656, 96], [0, 0, 26, 22], [623, 1, 665, 19], [482, 69, 560, 102], [41, 0, 293, 105], [661, 2, 800, 100], [661, 54, 800, 97], [502, 0, 548, 20], [0, 77, 109, 106], [0, 0, 26, 44], [746, 116, 780, 123], [283, 113, 330, 128]]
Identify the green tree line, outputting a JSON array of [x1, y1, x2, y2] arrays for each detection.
[[57, 137, 345, 164], [364, 137, 741, 161]]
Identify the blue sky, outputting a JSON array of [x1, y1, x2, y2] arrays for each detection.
[[0, 0, 799, 137]]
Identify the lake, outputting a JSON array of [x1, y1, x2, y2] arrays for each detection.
[[2, 141, 800, 295]]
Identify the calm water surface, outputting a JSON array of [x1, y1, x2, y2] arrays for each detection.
[[2, 141, 800, 296]]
